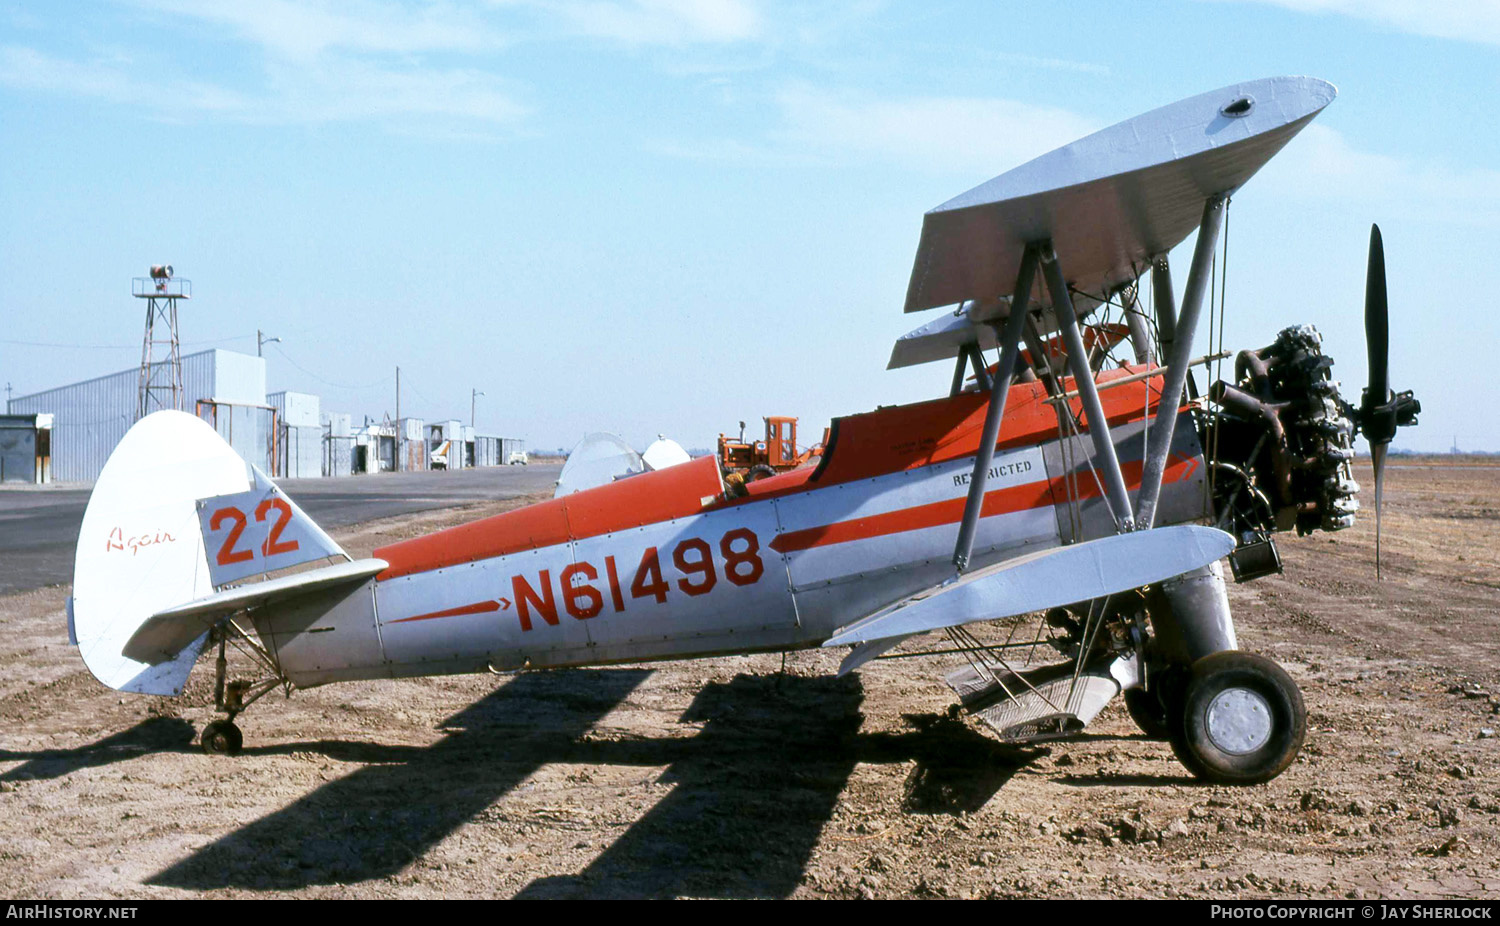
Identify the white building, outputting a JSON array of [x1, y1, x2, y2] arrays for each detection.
[[8, 349, 272, 483]]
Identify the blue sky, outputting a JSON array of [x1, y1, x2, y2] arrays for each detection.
[[2, 1, 1496, 452]]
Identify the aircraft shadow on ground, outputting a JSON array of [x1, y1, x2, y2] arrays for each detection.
[[148, 668, 653, 892], [148, 669, 1037, 897], [516, 690, 1041, 899], [0, 716, 197, 782]]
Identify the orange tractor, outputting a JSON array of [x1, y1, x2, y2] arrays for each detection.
[[717, 416, 828, 485]]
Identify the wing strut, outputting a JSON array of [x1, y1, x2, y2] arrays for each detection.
[[948, 349, 968, 397], [1136, 194, 1227, 528], [1022, 315, 1063, 397], [1152, 256, 1178, 356], [1040, 243, 1136, 531], [967, 343, 993, 392], [952, 248, 1038, 572], [1123, 285, 1154, 365]]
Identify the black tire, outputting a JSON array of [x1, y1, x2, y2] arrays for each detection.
[[1123, 687, 1171, 740], [200, 720, 243, 757], [1168, 651, 1305, 784], [746, 464, 777, 483]]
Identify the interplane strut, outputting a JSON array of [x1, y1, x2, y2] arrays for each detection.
[[951, 247, 1039, 572]]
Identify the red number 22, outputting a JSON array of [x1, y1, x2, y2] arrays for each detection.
[[210, 499, 300, 567]]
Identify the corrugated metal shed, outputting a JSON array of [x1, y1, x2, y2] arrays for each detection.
[[395, 418, 427, 472], [474, 435, 498, 467], [426, 419, 464, 470], [399, 437, 428, 472], [269, 391, 320, 428], [0, 414, 52, 483], [212, 350, 267, 405], [354, 422, 396, 473], [8, 349, 268, 483], [281, 425, 324, 478], [472, 435, 525, 467], [269, 391, 323, 478], [323, 412, 354, 477]]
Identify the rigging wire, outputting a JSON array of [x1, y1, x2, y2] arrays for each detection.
[[1, 333, 257, 350], [1205, 199, 1232, 510], [269, 343, 390, 391]]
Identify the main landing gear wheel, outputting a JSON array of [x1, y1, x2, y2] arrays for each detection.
[[1168, 651, 1305, 784], [200, 719, 244, 757]]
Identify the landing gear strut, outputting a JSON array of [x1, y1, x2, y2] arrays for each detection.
[[199, 620, 288, 757]]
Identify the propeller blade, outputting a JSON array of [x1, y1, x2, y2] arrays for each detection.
[[1365, 224, 1390, 416], [1364, 224, 1392, 580]]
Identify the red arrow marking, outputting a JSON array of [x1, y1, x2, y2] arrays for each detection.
[[390, 600, 502, 624]]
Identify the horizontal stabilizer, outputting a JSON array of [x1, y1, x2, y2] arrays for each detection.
[[124, 558, 387, 665], [823, 525, 1234, 649]]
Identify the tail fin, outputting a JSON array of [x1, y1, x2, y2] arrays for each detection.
[[71, 410, 348, 695]]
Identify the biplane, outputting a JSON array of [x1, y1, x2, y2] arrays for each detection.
[[69, 76, 1418, 784]]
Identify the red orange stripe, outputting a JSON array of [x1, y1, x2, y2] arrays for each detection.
[[768, 454, 1197, 554]]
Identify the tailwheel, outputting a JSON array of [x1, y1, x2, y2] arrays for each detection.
[[199, 622, 285, 758], [1169, 651, 1305, 784], [200, 719, 244, 757]]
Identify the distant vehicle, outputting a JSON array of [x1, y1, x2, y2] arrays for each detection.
[[430, 440, 452, 470], [718, 416, 828, 483], [67, 77, 1416, 785], [507, 450, 529, 465]]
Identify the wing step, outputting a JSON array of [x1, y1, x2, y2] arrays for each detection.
[[945, 658, 1125, 743]]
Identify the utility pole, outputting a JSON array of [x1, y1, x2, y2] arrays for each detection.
[[257, 329, 280, 357], [396, 367, 401, 421], [471, 388, 484, 428]]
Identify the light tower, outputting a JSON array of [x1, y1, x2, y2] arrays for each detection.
[[133, 264, 191, 421]]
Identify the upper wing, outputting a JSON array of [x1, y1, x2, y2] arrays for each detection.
[[904, 76, 1335, 315], [823, 525, 1234, 653]]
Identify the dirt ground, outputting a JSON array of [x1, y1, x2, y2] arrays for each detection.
[[1, 458, 1497, 899]]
